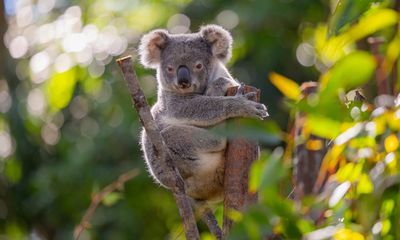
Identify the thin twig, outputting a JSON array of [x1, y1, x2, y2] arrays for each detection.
[[116, 56, 200, 240], [202, 209, 222, 240], [74, 169, 140, 240]]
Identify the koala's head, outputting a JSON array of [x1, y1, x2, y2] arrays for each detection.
[[138, 25, 232, 94]]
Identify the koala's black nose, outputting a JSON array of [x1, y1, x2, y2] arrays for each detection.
[[177, 65, 191, 89]]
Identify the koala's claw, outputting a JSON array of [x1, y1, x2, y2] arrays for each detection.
[[235, 85, 245, 96], [255, 103, 269, 119]]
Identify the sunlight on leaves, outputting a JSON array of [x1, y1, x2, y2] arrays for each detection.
[[249, 159, 264, 193], [227, 209, 243, 222], [334, 228, 365, 240], [305, 114, 342, 139], [346, 8, 397, 43], [384, 134, 399, 153], [336, 162, 363, 183], [383, 32, 400, 73], [335, 123, 363, 145], [45, 68, 77, 111], [305, 139, 323, 151], [317, 8, 397, 63], [356, 173, 373, 195], [269, 72, 301, 101], [329, 181, 351, 207], [328, 0, 380, 36], [320, 51, 376, 94]]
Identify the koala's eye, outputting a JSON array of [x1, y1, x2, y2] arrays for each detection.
[[166, 66, 174, 73], [195, 63, 203, 70]]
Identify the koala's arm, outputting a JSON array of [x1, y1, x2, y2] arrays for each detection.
[[205, 77, 238, 96], [165, 94, 267, 128]]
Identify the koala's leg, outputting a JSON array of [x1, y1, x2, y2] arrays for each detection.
[[160, 125, 226, 201], [141, 130, 175, 188]]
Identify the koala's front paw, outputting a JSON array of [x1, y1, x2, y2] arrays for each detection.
[[241, 99, 269, 120], [253, 102, 269, 119]]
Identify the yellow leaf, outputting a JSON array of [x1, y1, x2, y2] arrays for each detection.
[[384, 134, 399, 152], [381, 219, 391, 235], [306, 139, 323, 151], [357, 173, 373, 195], [383, 33, 400, 73], [347, 9, 398, 42], [318, 9, 398, 63], [334, 228, 365, 240], [226, 208, 242, 222], [269, 72, 301, 100]]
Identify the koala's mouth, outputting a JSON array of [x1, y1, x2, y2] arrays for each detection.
[[175, 83, 197, 93], [178, 82, 191, 89]]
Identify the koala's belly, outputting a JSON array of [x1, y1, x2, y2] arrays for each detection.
[[184, 151, 225, 201]]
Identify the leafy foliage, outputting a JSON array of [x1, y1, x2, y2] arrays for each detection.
[[1, 0, 400, 239]]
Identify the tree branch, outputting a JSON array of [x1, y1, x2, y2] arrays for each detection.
[[116, 56, 200, 240], [223, 85, 260, 237], [74, 169, 140, 240]]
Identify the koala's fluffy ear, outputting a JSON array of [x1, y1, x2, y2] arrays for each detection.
[[200, 25, 232, 63], [138, 30, 169, 69]]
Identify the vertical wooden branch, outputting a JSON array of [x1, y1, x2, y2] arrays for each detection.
[[368, 37, 388, 95], [117, 56, 199, 240], [222, 85, 260, 237], [293, 82, 328, 199], [393, 0, 400, 96]]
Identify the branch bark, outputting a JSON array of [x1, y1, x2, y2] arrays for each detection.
[[222, 85, 260, 237], [293, 82, 328, 199], [116, 56, 200, 240]]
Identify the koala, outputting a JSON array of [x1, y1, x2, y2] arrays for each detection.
[[138, 25, 268, 208]]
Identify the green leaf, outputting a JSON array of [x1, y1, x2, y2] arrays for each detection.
[[45, 67, 77, 111], [4, 159, 22, 184], [319, 9, 397, 63], [213, 119, 282, 145], [305, 114, 343, 139], [328, 0, 383, 36], [102, 192, 123, 206], [320, 51, 376, 95], [259, 148, 286, 189]]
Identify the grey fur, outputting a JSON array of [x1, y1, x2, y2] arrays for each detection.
[[138, 25, 268, 205]]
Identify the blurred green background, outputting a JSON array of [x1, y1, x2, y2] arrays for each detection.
[[3, 0, 398, 239]]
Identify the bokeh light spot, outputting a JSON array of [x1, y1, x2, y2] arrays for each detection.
[[27, 88, 46, 117], [69, 96, 89, 120], [54, 53, 74, 73], [9, 36, 28, 59], [167, 14, 191, 34], [41, 123, 60, 145], [296, 43, 316, 67], [30, 51, 51, 74], [0, 132, 13, 158], [216, 10, 239, 30]]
